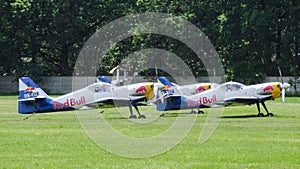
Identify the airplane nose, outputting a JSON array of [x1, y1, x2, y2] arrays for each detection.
[[280, 83, 291, 89]]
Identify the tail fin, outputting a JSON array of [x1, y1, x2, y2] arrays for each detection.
[[157, 77, 174, 86], [18, 77, 50, 100], [97, 76, 112, 84], [157, 77, 182, 97], [18, 77, 52, 114]]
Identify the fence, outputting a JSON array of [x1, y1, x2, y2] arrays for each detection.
[[0, 76, 299, 94]]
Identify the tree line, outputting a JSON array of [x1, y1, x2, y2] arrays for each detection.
[[0, 0, 299, 84]]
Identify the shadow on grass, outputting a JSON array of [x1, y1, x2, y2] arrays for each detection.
[[221, 114, 278, 118], [159, 112, 204, 118]]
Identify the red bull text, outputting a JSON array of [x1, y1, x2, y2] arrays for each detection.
[[199, 95, 217, 104], [53, 96, 86, 110], [187, 95, 217, 107]]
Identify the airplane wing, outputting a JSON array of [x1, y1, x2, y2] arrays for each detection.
[[216, 95, 273, 106], [83, 97, 130, 108], [93, 97, 129, 103], [129, 95, 147, 103], [150, 92, 182, 104]]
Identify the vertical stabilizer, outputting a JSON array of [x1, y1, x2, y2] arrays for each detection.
[[97, 76, 112, 84], [18, 77, 53, 114]]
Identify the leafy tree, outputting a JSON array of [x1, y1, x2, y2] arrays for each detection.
[[0, 0, 299, 83]]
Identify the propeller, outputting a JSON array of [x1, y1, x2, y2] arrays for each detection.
[[157, 89, 165, 103], [278, 67, 289, 103], [281, 88, 285, 103]]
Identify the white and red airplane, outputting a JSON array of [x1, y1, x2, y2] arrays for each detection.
[[18, 76, 217, 119], [155, 77, 291, 117], [98, 76, 217, 96], [18, 77, 154, 119], [98, 76, 217, 114]]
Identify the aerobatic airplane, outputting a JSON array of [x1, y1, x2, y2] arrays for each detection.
[[98, 76, 217, 95], [155, 77, 291, 117], [18, 77, 154, 119], [98, 76, 217, 114], [98, 76, 216, 96]]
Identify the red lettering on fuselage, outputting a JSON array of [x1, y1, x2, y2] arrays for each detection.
[[198, 95, 217, 104], [187, 100, 198, 107], [53, 96, 86, 110], [186, 95, 217, 108]]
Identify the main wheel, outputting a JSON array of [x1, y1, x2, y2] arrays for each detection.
[[257, 113, 264, 117], [129, 114, 137, 119], [138, 115, 146, 119], [198, 110, 204, 114], [190, 110, 197, 114]]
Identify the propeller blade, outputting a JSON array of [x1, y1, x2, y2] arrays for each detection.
[[282, 88, 285, 103], [278, 67, 283, 83], [158, 90, 164, 103]]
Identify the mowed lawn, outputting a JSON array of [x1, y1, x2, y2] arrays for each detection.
[[0, 95, 299, 168]]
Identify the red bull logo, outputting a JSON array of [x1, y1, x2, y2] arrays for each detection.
[[53, 96, 86, 110], [195, 84, 211, 93], [162, 86, 171, 90], [160, 86, 174, 94], [25, 86, 36, 92], [262, 85, 274, 93], [135, 86, 148, 94], [196, 86, 206, 93], [24, 86, 39, 98]]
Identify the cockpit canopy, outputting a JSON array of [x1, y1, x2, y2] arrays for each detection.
[[218, 82, 245, 91], [87, 82, 113, 92]]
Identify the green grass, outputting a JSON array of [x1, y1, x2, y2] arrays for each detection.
[[0, 96, 299, 168]]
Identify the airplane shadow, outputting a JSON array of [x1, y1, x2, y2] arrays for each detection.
[[161, 113, 259, 119], [221, 115, 260, 119], [159, 112, 204, 117]]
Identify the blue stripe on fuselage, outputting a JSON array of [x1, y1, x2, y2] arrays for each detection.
[[18, 98, 75, 114], [156, 96, 210, 111]]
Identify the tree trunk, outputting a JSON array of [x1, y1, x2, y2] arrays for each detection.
[[60, 43, 71, 75]]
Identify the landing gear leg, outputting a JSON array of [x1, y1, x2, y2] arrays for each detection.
[[198, 109, 204, 114], [261, 102, 274, 117], [132, 104, 146, 119], [256, 101, 264, 117], [128, 104, 137, 119], [190, 109, 196, 114]]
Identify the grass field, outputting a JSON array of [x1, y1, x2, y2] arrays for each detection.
[[1, 96, 299, 168]]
